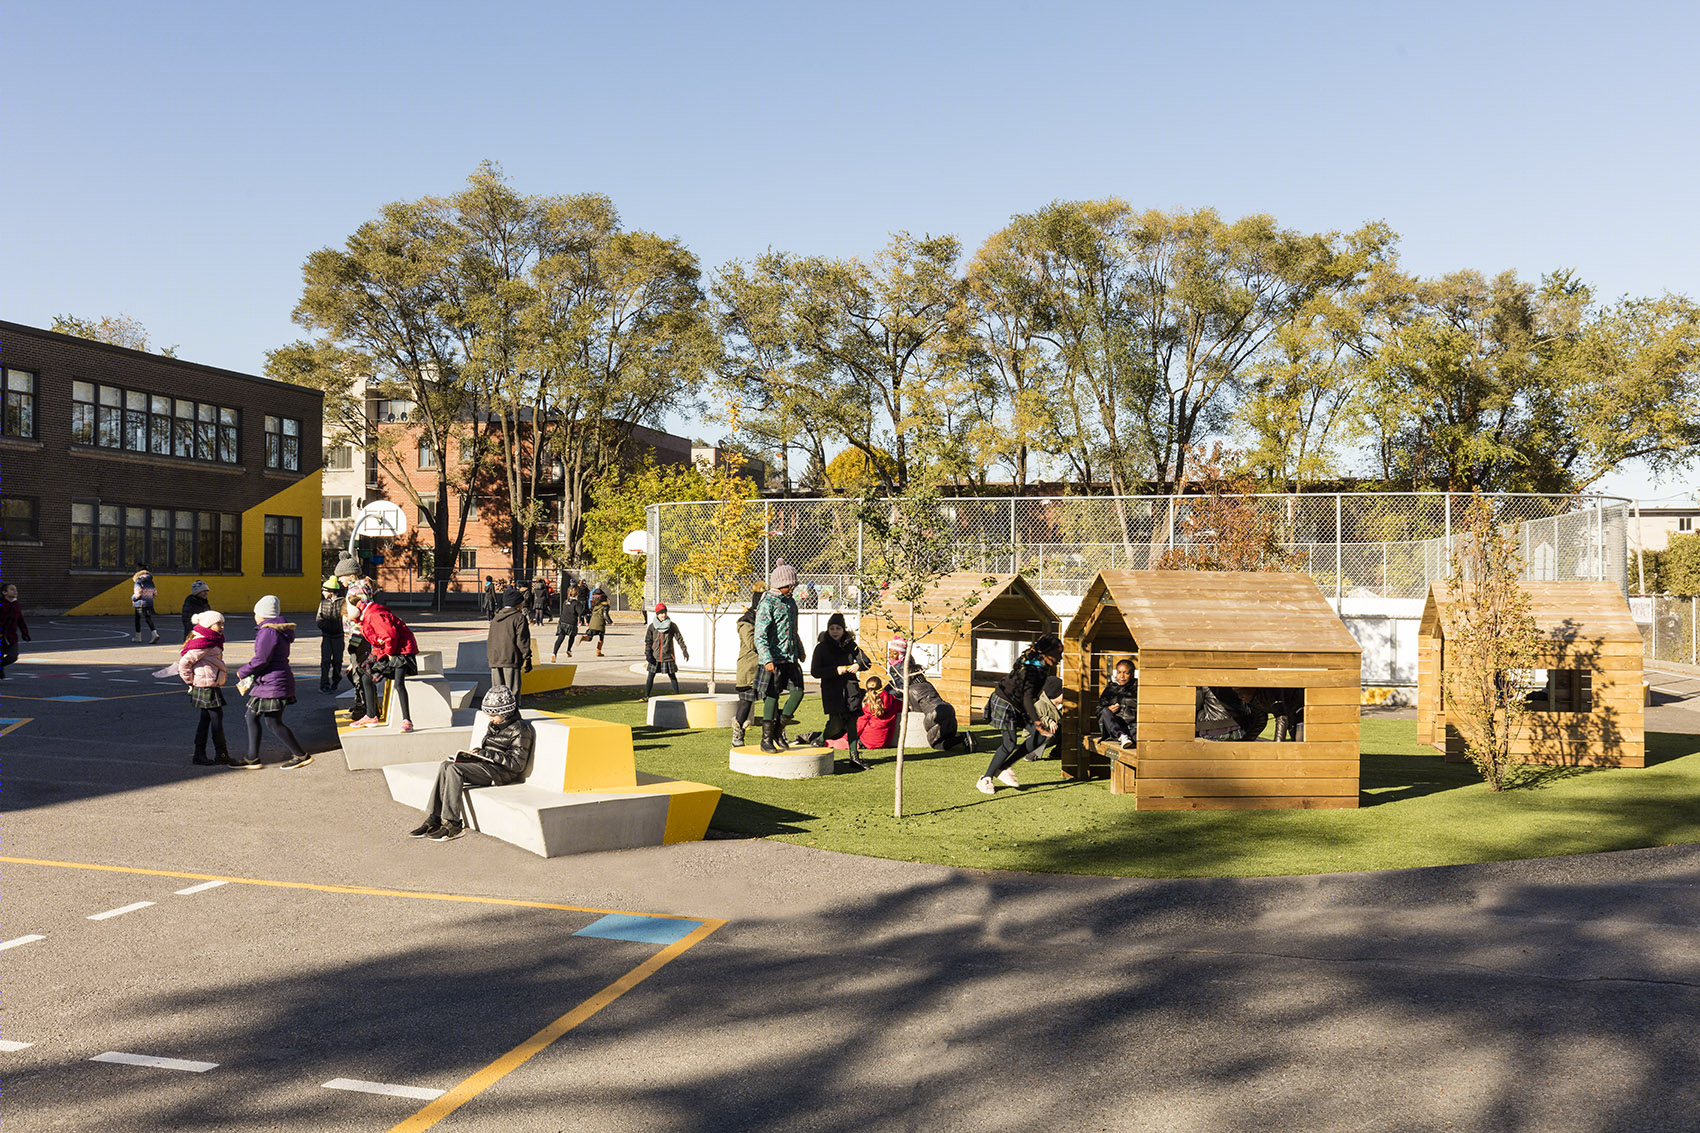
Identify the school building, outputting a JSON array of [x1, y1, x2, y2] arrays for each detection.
[[0, 321, 324, 616]]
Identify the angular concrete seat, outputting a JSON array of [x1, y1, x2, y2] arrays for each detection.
[[647, 693, 740, 729]]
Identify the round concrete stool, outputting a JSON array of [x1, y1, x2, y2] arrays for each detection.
[[729, 744, 835, 779]]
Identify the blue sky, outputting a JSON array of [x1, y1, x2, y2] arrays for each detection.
[[5, 0, 1697, 502]]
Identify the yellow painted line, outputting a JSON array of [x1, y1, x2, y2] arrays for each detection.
[[388, 918, 724, 1132], [0, 718, 31, 737], [0, 857, 711, 921]]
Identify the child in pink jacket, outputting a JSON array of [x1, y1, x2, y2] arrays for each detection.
[[177, 610, 231, 765]]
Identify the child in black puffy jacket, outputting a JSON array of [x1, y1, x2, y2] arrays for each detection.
[[1096, 659, 1138, 747]]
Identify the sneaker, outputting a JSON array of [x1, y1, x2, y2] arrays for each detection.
[[431, 822, 466, 842], [1119, 737, 1135, 749], [997, 768, 1021, 788], [399, 720, 414, 733], [281, 753, 314, 770], [960, 734, 976, 753], [320, 683, 331, 694], [408, 820, 442, 839], [150, 630, 161, 644], [227, 758, 263, 770], [976, 775, 996, 795]]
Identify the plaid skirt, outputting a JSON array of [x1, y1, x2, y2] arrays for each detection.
[[750, 661, 803, 702], [248, 695, 296, 714], [189, 686, 226, 710], [985, 692, 1026, 731]]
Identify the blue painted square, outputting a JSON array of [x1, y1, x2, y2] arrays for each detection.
[[574, 914, 703, 945], [46, 695, 102, 702]]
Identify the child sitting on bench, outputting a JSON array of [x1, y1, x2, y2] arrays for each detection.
[[1097, 659, 1139, 748], [409, 685, 535, 842]]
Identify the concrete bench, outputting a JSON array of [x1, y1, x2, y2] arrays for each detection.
[[647, 693, 740, 729], [729, 742, 836, 779], [383, 711, 721, 857]]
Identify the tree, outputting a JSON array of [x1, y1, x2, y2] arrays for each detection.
[[51, 313, 177, 356], [1154, 445, 1300, 572], [856, 435, 990, 817], [1441, 495, 1542, 791], [268, 196, 475, 604], [671, 461, 765, 693], [581, 457, 708, 601], [822, 447, 899, 495], [1665, 533, 1700, 596]]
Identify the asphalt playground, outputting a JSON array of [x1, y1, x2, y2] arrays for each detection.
[[3, 611, 1698, 1132]]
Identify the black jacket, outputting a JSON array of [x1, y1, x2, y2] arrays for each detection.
[[1097, 677, 1138, 720], [993, 658, 1054, 720], [902, 671, 962, 749], [486, 606, 532, 667], [180, 593, 211, 639], [315, 595, 344, 636], [810, 632, 870, 718], [472, 715, 535, 780]]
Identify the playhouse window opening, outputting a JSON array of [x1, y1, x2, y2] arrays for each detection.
[[1194, 686, 1307, 741], [1525, 668, 1593, 713]]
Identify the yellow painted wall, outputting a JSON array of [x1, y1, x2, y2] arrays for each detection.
[[68, 471, 324, 618]]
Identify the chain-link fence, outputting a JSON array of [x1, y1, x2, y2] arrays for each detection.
[[1643, 595, 1699, 666], [647, 492, 1630, 608]]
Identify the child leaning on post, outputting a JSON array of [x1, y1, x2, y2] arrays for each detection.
[[1097, 659, 1139, 748]]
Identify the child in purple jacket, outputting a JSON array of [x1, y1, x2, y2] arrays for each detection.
[[237, 595, 310, 770]]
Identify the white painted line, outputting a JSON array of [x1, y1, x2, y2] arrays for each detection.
[[112, 678, 140, 683], [88, 901, 155, 921], [91, 1051, 218, 1073], [0, 1039, 34, 1052], [102, 669, 123, 673], [322, 1078, 445, 1101], [175, 880, 227, 895], [0, 935, 46, 951], [69, 674, 90, 679]]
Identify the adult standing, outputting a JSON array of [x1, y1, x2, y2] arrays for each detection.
[[809, 611, 870, 770], [642, 603, 690, 699], [753, 565, 807, 753], [480, 575, 497, 620], [180, 580, 211, 642], [487, 588, 532, 704], [729, 589, 763, 747], [352, 589, 420, 732], [0, 581, 30, 678], [236, 595, 310, 769], [530, 576, 548, 625], [131, 563, 160, 643]]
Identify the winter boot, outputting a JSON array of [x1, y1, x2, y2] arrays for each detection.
[[846, 738, 870, 772], [731, 719, 746, 747], [772, 717, 792, 751], [759, 717, 779, 754]]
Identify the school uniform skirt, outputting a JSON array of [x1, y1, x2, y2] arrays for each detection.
[[751, 661, 804, 701]]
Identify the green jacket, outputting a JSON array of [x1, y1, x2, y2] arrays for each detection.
[[754, 591, 803, 666], [736, 617, 760, 688]]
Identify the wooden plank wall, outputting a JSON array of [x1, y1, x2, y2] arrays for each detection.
[[1438, 641, 1645, 768], [1133, 656, 1362, 810]]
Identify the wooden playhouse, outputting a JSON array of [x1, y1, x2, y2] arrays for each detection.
[[1061, 570, 1364, 809], [859, 573, 1059, 724], [1417, 581, 1645, 768]]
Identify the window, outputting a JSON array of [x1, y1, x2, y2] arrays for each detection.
[[219, 407, 239, 463], [72, 381, 95, 443], [323, 496, 353, 520], [1, 496, 39, 541], [125, 506, 148, 566], [263, 515, 302, 574], [150, 394, 172, 455], [463, 496, 479, 522], [220, 512, 239, 573], [71, 503, 95, 565], [376, 399, 414, 423], [150, 507, 171, 567], [458, 441, 475, 465], [1531, 670, 1593, 713], [458, 548, 477, 572], [98, 386, 122, 448], [326, 444, 354, 471], [418, 439, 437, 469], [124, 389, 147, 451], [71, 382, 238, 464], [417, 497, 437, 527], [1680, 517, 1694, 533], [4, 369, 36, 438], [265, 415, 301, 471]]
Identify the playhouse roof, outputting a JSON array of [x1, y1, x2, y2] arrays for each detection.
[[1066, 570, 1362, 656], [865, 573, 1056, 632], [1419, 581, 1642, 646]]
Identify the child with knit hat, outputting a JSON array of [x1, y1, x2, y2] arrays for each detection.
[[176, 609, 231, 765], [236, 595, 311, 769], [410, 684, 535, 842]]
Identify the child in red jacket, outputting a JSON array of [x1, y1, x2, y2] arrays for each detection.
[[350, 592, 420, 731]]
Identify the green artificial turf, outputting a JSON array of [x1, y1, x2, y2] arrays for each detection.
[[536, 688, 1700, 878]]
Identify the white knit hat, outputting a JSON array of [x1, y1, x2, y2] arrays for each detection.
[[253, 595, 281, 620], [193, 610, 224, 629]]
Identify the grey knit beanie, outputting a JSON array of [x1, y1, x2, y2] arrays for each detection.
[[482, 684, 518, 716], [253, 595, 281, 620], [769, 564, 799, 590]]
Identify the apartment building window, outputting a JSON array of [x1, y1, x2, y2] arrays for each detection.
[[323, 496, 353, 521], [265, 415, 301, 471], [458, 548, 477, 572], [72, 503, 240, 571], [264, 515, 302, 574], [417, 497, 437, 527], [326, 444, 354, 471], [4, 369, 36, 438], [72, 381, 239, 464], [1, 496, 39, 541], [376, 399, 414, 423], [418, 439, 438, 469]]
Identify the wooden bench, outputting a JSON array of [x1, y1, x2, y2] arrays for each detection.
[[383, 711, 721, 857]]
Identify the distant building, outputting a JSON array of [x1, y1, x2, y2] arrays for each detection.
[[0, 321, 323, 616], [691, 444, 769, 485], [1629, 498, 1700, 554]]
